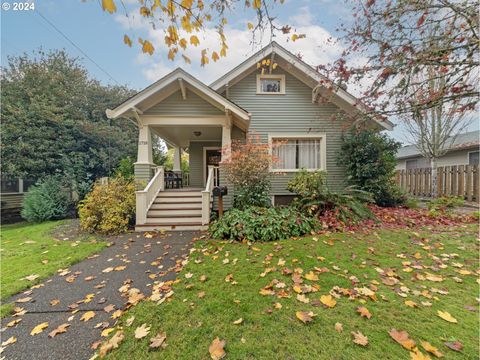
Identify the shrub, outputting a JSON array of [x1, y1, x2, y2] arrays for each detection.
[[209, 206, 318, 242], [115, 157, 135, 180], [287, 170, 374, 224], [78, 177, 135, 235], [404, 197, 420, 209], [337, 128, 405, 207], [427, 196, 464, 216], [222, 135, 272, 209], [21, 176, 72, 222]]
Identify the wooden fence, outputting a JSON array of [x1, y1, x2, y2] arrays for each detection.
[[396, 165, 480, 202]]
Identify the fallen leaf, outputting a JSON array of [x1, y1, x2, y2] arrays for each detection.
[[99, 330, 125, 357], [101, 328, 115, 337], [410, 348, 432, 360], [233, 318, 243, 325], [351, 331, 368, 346], [320, 294, 336, 308], [209, 337, 226, 360], [389, 328, 416, 350], [25, 274, 39, 281], [50, 299, 60, 306], [185, 272, 193, 279], [420, 340, 443, 357], [444, 341, 463, 352], [48, 323, 70, 338], [126, 316, 135, 327], [356, 306, 372, 319], [111, 310, 123, 319], [16, 297, 32, 303], [296, 294, 309, 303], [295, 311, 315, 323], [304, 271, 319, 281], [1, 336, 17, 346], [6, 319, 21, 327], [134, 323, 151, 339], [149, 332, 167, 349], [103, 304, 115, 313], [335, 322, 343, 332], [405, 300, 418, 308], [437, 310, 457, 323], [31, 322, 49, 336], [80, 311, 96, 322]]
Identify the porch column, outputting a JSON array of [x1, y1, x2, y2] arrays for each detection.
[[173, 147, 182, 172], [134, 125, 154, 188], [222, 118, 232, 160]]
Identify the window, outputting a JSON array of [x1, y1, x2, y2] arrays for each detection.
[[257, 74, 285, 94], [469, 151, 479, 166], [1, 177, 19, 193], [405, 159, 418, 170], [271, 136, 325, 171]]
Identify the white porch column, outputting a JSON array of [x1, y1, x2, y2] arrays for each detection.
[[173, 147, 182, 172], [222, 116, 232, 160], [136, 125, 153, 164]]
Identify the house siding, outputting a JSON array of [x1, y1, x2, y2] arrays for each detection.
[[189, 141, 222, 188], [134, 163, 154, 189], [144, 90, 223, 116], [227, 68, 351, 195], [396, 148, 478, 170]]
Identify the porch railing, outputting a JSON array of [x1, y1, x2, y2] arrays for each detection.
[[136, 166, 164, 225], [201, 165, 218, 225]]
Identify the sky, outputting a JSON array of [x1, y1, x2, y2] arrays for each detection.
[[1, 0, 478, 143]]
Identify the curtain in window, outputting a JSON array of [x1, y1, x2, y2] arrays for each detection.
[[298, 139, 320, 169], [273, 140, 296, 169]]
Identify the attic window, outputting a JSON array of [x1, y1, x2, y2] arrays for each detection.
[[257, 74, 285, 94]]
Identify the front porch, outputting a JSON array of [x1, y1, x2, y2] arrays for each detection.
[[106, 69, 250, 231]]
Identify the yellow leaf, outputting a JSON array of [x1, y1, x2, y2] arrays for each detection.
[[142, 40, 155, 55], [388, 328, 416, 350], [212, 51, 220, 62], [201, 49, 209, 66], [404, 300, 418, 308], [320, 294, 337, 308], [334, 322, 343, 332], [48, 323, 70, 338], [295, 311, 315, 323], [247, 22, 254, 30], [296, 294, 309, 304], [179, 38, 188, 50], [102, 0, 117, 13], [190, 35, 200, 47], [101, 328, 115, 337], [351, 331, 368, 346], [31, 322, 49, 336], [420, 340, 443, 358], [112, 310, 123, 319], [99, 330, 125, 357], [291, 33, 306, 42], [209, 337, 226, 360], [134, 323, 151, 339], [304, 271, 319, 281], [410, 348, 432, 360], [80, 311, 96, 322], [233, 318, 243, 325], [1, 336, 17, 346], [437, 310, 457, 323], [356, 306, 372, 319], [252, 0, 261, 9]]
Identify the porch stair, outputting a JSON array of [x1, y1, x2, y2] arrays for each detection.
[[135, 189, 209, 232]]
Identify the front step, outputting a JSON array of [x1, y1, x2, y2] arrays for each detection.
[[136, 223, 207, 232], [148, 208, 202, 216], [146, 215, 202, 224], [150, 202, 202, 210]]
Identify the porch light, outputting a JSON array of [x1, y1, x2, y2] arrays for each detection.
[[193, 131, 202, 137]]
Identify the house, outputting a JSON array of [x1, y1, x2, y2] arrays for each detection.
[[0, 177, 36, 221], [106, 41, 393, 231], [396, 130, 480, 170]]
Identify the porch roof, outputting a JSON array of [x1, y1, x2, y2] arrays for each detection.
[[106, 68, 251, 125]]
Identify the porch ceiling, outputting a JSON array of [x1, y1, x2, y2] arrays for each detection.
[[152, 125, 222, 148]]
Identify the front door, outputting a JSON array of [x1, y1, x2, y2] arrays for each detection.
[[205, 149, 221, 184]]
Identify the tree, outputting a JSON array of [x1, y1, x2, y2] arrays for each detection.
[[322, 0, 478, 116], [1, 50, 137, 192], [403, 65, 472, 194], [98, 0, 303, 65]]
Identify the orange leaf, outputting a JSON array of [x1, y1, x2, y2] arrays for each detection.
[[209, 337, 226, 360], [388, 328, 416, 350]]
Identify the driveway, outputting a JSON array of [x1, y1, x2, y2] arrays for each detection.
[[1, 230, 199, 360]]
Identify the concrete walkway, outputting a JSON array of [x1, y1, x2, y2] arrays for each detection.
[[1, 231, 199, 360]]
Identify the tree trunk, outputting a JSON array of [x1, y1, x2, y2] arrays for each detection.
[[431, 157, 438, 198]]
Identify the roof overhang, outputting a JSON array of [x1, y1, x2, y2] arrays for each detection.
[[210, 41, 393, 131], [106, 68, 251, 127]]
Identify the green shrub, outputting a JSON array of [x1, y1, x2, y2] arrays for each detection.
[[404, 197, 420, 209], [209, 206, 318, 242], [115, 157, 135, 180], [78, 177, 135, 235], [21, 176, 72, 222], [233, 182, 271, 209], [337, 128, 405, 207], [287, 170, 374, 224], [427, 196, 464, 216]]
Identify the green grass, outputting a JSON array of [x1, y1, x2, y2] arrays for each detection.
[[106, 224, 479, 359], [0, 220, 106, 301]]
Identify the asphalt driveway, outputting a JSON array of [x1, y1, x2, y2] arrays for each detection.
[[1, 230, 199, 360]]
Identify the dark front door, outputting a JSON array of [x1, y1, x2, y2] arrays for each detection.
[[205, 149, 221, 183]]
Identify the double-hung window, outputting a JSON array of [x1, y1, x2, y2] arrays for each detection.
[[271, 135, 326, 171]]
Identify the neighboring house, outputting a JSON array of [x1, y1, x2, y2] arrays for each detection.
[[0, 177, 36, 220], [106, 41, 393, 231], [396, 130, 480, 170]]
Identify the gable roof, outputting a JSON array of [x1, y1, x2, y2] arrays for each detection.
[[210, 41, 393, 131], [106, 68, 250, 124], [397, 130, 480, 159]]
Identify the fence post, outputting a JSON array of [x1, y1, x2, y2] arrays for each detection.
[[458, 165, 465, 199], [437, 167, 443, 197], [466, 165, 472, 201], [474, 165, 479, 203]]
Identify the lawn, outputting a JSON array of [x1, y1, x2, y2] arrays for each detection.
[[0, 221, 106, 302], [104, 224, 479, 359]]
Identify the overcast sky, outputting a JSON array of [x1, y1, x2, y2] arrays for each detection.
[[2, 0, 478, 143]]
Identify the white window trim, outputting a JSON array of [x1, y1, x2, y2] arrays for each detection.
[[268, 133, 327, 172], [256, 74, 286, 95]]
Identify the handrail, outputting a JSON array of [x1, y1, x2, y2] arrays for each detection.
[[136, 166, 164, 225], [201, 165, 218, 225]]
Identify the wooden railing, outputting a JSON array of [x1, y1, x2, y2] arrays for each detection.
[[136, 166, 164, 225], [201, 166, 218, 225], [396, 165, 480, 202]]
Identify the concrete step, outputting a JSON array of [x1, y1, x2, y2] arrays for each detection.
[[136, 223, 207, 232], [146, 215, 202, 224], [147, 208, 202, 216]]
